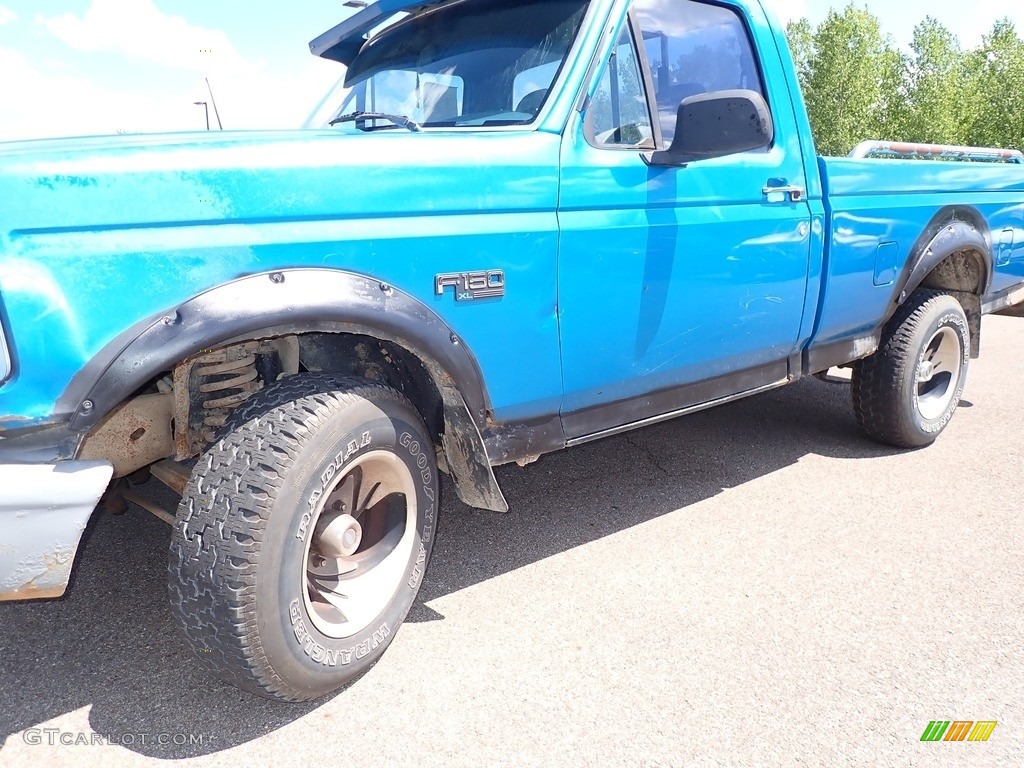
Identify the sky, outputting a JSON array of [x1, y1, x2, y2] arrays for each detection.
[[0, 0, 1022, 142], [772, 0, 1024, 47]]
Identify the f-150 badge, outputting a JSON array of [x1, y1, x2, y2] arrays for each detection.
[[435, 270, 505, 301]]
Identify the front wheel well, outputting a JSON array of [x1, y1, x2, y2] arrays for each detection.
[[81, 328, 507, 511], [295, 332, 445, 441], [165, 330, 447, 464]]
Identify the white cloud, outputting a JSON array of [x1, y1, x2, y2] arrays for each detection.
[[0, 5, 17, 26], [0, 45, 196, 141], [0, 43, 344, 141], [14, 0, 344, 137], [39, 0, 252, 76], [211, 59, 343, 130]]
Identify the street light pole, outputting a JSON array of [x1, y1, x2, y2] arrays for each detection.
[[205, 78, 224, 130], [193, 101, 210, 131]]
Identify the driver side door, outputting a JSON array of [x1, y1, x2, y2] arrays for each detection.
[[556, 0, 813, 439]]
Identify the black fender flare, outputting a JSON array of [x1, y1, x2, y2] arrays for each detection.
[[889, 208, 992, 321], [58, 268, 507, 512]]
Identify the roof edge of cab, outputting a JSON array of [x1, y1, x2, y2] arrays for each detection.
[[309, 0, 443, 64]]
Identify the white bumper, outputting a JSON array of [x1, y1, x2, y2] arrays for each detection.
[[0, 461, 113, 600]]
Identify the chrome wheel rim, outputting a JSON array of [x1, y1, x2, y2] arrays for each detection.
[[302, 450, 417, 639], [916, 327, 962, 421]]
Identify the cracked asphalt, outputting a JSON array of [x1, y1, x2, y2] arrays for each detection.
[[1, 316, 1022, 767]]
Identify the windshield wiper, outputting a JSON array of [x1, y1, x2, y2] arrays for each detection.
[[328, 111, 421, 132]]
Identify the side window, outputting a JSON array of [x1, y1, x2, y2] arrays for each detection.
[[633, 0, 767, 145], [588, 26, 654, 148]]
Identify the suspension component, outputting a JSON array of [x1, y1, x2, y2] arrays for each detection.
[[194, 345, 261, 440], [171, 337, 301, 459], [172, 341, 263, 458]]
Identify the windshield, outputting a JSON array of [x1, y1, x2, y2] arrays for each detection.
[[309, 0, 590, 131]]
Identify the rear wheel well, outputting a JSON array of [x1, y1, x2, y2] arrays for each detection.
[[919, 249, 985, 294], [896, 208, 991, 360], [918, 250, 984, 358]]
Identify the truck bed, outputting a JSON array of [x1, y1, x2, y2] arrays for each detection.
[[811, 156, 1024, 353]]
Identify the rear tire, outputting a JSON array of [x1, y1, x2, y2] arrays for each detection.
[[851, 289, 970, 448], [168, 374, 438, 702]]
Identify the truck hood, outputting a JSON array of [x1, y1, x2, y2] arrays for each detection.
[[0, 127, 561, 423], [0, 128, 559, 237]]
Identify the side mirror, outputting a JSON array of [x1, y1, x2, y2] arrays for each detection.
[[647, 89, 774, 167]]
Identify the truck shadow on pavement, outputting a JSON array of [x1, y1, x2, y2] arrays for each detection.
[[0, 378, 908, 758]]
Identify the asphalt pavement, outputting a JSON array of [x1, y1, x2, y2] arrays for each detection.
[[1, 316, 1022, 767]]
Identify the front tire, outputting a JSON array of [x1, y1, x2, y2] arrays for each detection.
[[851, 289, 970, 448], [168, 375, 438, 702]]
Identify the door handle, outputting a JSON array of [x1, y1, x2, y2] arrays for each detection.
[[763, 184, 805, 202]]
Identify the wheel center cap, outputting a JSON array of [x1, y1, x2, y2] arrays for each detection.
[[918, 361, 934, 383], [315, 514, 363, 558]]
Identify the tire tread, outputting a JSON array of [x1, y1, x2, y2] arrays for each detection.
[[851, 289, 963, 448], [168, 374, 420, 702]]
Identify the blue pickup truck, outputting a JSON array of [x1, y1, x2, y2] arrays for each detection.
[[1, 0, 1023, 701]]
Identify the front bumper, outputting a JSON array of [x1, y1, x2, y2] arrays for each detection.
[[0, 461, 113, 600]]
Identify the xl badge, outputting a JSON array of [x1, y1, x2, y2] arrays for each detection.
[[435, 270, 505, 302]]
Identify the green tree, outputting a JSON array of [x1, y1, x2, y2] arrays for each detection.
[[785, 18, 814, 95], [968, 19, 1024, 150], [785, 5, 1024, 153], [899, 18, 980, 145], [798, 4, 903, 156]]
